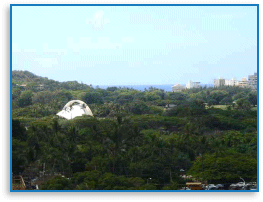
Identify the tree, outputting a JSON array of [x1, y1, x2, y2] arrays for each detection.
[[247, 92, 257, 106], [232, 92, 247, 101], [220, 96, 233, 105], [40, 176, 70, 190], [162, 182, 180, 190], [12, 139, 29, 174], [189, 152, 257, 184], [144, 91, 161, 101], [130, 100, 150, 115], [188, 98, 206, 115], [40, 171, 148, 190], [168, 92, 187, 103], [18, 90, 33, 107], [235, 98, 251, 111], [12, 119, 27, 141], [12, 70, 258, 190], [79, 92, 104, 104], [106, 87, 118, 92], [12, 88, 21, 100], [207, 98, 217, 106], [32, 91, 55, 105], [210, 90, 229, 105]]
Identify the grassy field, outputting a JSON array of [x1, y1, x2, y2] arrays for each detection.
[[206, 105, 230, 110], [251, 106, 257, 111], [211, 105, 230, 110], [206, 105, 257, 111]]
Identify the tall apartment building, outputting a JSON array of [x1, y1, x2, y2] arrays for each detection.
[[248, 72, 257, 91], [172, 84, 186, 92], [213, 73, 255, 89], [225, 78, 239, 86], [186, 80, 201, 89], [214, 77, 225, 87], [239, 77, 248, 88]]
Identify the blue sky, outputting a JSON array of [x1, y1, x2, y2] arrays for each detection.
[[12, 6, 257, 85]]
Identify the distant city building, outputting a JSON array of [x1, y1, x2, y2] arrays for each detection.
[[172, 84, 186, 92], [178, 72, 255, 90], [225, 78, 239, 86], [214, 77, 225, 88], [224, 80, 231, 86], [214, 73, 256, 89], [239, 77, 248, 88], [248, 72, 257, 91], [186, 80, 201, 89]]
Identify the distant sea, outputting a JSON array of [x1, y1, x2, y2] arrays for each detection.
[[97, 84, 214, 92]]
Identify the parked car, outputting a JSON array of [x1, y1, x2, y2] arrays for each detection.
[[215, 184, 224, 190], [206, 184, 216, 190]]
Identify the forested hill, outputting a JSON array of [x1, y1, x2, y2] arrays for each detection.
[[12, 70, 257, 121], [12, 70, 89, 91], [12, 70, 42, 83]]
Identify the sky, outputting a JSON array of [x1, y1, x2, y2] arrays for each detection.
[[12, 5, 257, 86]]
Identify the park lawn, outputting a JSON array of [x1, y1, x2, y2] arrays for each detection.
[[251, 106, 257, 111], [207, 105, 257, 111], [212, 105, 229, 110], [205, 105, 230, 110]]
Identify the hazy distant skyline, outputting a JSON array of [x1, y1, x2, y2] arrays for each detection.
[[12, 5, 257, 85]]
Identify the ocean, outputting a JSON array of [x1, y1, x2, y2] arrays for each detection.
[[97, 84, 214, 92]]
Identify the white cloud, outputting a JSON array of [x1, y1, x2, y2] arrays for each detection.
[[86, 10, 110, 30]]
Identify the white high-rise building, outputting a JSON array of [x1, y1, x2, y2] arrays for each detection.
[[214, 77, 225, 87], [225, 78, 239, 86], [248, 72, 257, 90], [186, 80, 201, 89]]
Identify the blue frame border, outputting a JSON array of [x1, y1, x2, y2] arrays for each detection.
[[10, 3, 259, 192], [10, 4, 259, 6], [257, 3, 259, 193], [10, 4, 12, 193]]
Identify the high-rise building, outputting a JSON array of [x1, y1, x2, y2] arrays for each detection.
[[239, 77, 248, 88], [214, 77, 225, 87], [172, 84, 186, 92], [213, 73, 255, 89], [248, 72, 257, 91], [186, 80, 201, 89], [225, 78, 239, 86]]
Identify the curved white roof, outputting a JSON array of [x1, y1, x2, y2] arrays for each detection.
[[56, 100, 93, 120]]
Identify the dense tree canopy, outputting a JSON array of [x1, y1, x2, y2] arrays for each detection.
[[12, 71, 257, 190]]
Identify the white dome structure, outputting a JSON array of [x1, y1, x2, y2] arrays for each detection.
[[56, 100, 93, 120]]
